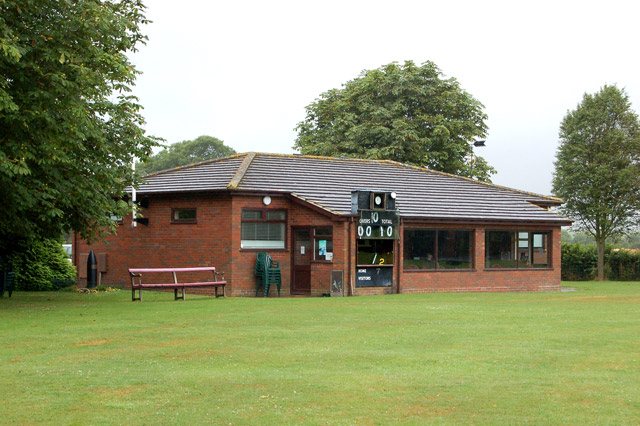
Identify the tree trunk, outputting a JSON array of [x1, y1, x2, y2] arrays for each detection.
[[596, 237, 606, 281]]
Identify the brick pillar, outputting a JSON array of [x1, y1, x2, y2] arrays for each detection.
[[475, 228, 485, 270]]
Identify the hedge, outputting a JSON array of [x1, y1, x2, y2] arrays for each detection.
[[561, 242, 640, 281]]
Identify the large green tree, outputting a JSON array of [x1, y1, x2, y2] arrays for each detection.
[[137, 135, 236, 175], [0, 0, 158, 255], [294, 60, 494, 181], [553, 85, 640, 280]]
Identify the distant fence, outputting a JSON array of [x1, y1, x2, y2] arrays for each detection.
[[562, 243, 640, 281]]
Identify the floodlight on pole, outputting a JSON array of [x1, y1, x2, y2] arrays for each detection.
[[469, 140, 487, 180]]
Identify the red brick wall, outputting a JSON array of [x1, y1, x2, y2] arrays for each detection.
[[75, 192, 233, 294], [75, 192, 562, 296], [76, 193, 348, 297], [229, 194, 347, 297]]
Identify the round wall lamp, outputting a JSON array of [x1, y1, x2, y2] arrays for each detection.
[[263, 196, 272, 206]]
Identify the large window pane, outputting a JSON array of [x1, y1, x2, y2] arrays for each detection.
[[485, 231, 517, 268], [532, 232, 549, 267], [403, 229, 472, 270], [486, 231, 550, 269], [358, 239, 394, 266], [437, 230, 472, 269], [403, 230, 436, 270]]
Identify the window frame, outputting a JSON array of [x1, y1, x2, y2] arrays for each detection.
[[403, 228, 474, 271], [171, 208, 197, 224], [485, 230, 551, 270], [313, 227, 333, 262], [240, 208, 288, 250]]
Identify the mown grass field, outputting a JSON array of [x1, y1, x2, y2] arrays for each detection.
[[1, 282, 639, 425]]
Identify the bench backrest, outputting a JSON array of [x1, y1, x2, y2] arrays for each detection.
[[129, 267, 216, 274]]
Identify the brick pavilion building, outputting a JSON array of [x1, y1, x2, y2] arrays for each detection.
[[74, 153, 571, 296]]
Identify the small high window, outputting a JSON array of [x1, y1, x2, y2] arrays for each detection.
[[171, 208, 197, 224]]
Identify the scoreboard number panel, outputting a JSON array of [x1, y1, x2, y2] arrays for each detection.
[[357, 210, 398, 240]]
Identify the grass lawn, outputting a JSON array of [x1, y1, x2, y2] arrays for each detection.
[[1, 282, 639, 425]]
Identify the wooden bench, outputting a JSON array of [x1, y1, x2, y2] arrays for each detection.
[[128, 267, 226, 302]]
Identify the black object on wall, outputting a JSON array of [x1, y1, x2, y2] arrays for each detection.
[[86, 250, 98, 289]]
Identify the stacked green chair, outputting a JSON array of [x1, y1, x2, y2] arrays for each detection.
[[265, 256, 282, 297], [254, 253, 282, 297], [254, 252, 268, 296]]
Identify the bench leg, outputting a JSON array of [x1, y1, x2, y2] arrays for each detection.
[[213, 285, 225, 298], [174, 287, 185, 301], [132, 287, 142, 302]]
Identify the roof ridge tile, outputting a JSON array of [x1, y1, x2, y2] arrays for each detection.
[[227, 152, 257, 189]]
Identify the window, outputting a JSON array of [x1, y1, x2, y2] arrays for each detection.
[[314, 228, 333, 261], [241, 209, 286, 249], [485, 231, 550, 268], [171, 208, 197, 224], [357, 239, 394, 266], [403, 229, 472, 270], [109, 213, 123, 223]]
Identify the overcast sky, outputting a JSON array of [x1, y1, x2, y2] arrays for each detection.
[[129, 0, 640, 196]]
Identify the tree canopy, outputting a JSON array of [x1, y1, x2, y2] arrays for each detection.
[[0, 0, 158, 253], [137, 135, 236, 175], [553, 85, 640, 280], [294, 60, 494, 181]]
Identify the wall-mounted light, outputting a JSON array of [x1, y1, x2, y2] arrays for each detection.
[[263, 196, 272, 206]]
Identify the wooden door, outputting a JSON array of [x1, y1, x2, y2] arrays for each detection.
[[291, 228, 312, 295]]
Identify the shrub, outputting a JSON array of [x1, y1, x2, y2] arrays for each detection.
[[561, 243, 597, 281], [607, 249, 640, 281], [10, 238, 77, 291]]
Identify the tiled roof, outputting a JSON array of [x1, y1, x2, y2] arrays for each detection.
[[134, 153, 570, 224]]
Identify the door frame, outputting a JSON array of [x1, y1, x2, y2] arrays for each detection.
[[291, 226, 312, 295]]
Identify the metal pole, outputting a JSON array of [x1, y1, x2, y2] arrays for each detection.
[[132, 160, 137, 227]]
